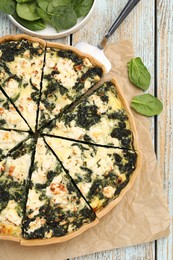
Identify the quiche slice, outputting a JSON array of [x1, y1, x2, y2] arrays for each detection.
[[43, 79, 136, 149], [0, 88, 30, 131], [0, 35, 46, 131], [45, 137, 140, 218], [0, 130, 29, 161], [22, 138, 97, 244], [38, 43, 105, 128], [0, 138, 35, 240]]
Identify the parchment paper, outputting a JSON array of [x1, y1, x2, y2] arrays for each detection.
[[0, 41, 170, 260]]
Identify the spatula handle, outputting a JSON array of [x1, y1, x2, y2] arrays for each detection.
[[99, 0, 141, 48]]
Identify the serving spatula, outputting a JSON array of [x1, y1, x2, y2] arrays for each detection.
[[75, 0, 141, 74]]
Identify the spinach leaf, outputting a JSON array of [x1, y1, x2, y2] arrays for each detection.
[[51, 6, 77, 31], [47, 0, 71, 14], [127, 57, 151, 90], [131, 94, 163, 116], [37, 7, 52, 24], [0, 0, 16, 15], [16, 0, 33, 3], [13, 12, 46, 31], [37, 0, 52, 12], [72, 0, 94, 17], [16, 2, 41, 21]]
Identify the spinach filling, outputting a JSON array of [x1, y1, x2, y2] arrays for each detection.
[[57, 49, 83, 65], [0, 176, 26, 213], [23, 199, 95, 239], [75, 103, 101, 130], [0, 40, 44, 63]]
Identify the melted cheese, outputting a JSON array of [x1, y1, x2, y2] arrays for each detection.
[[0, 91, 29, 130], [0, 130, 28, 157], [45, 137, 130, 212], [0, 200, 22, 226], [44, 82, 132, 148], [26, 188, 45, 211]]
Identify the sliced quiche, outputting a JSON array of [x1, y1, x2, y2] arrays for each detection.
[[45, 137, 139, 217], [0, 130, 29, 161], [0, 138, 35, 239], [43, 80, 136, 149], [0, 88, 30, 131], [0, 35, 46, 131], [22, 138, 97, 243], [0, 35, 140, 245], [38, 43, 105, 128]]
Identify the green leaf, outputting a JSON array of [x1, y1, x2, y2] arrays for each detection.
[[51, 6, 77, 31], [13, 12, 46, 31], [37, 7, 52, 24], [127, 57, 151, 90], [0, 0, 16, 15], [72, 0, 94, 17], [47, 0, 71, 14], [16, 0, 33, 3], [131, 94, 163, 116], [16, 2, 41, 21], [37, 0, 52, 12]]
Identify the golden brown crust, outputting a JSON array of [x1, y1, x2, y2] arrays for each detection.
[[0, 34, 46, 48]]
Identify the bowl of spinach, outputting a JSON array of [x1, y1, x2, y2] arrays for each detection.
[[0, 0, 96, 39]]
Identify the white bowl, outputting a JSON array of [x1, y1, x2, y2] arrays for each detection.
[[8, 0, 96, 39]]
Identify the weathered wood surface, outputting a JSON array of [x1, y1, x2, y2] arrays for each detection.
[[0, 0, 172, 259]]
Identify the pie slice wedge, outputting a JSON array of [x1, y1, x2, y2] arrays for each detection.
[[38, 42, 105, 129], [22, 138, 97, 245], [0, 130, 29, 161], [45, 137, 141, 218], [0, 138, 35, 241], [0, 35, 46, 131], [43, 79, 136, 149], [0, 88, 30, 131]]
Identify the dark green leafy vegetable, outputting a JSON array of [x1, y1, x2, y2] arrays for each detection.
[[16, 2, 41, 21], [127, 57, 151, 90], [72, 0, 94, 17], [36, 7, 51, 24], [131, 94, 163, 116], [51, 6, 77, 31], [0, 0, 15, 15], [13, 12, 46, 30], [47, 0, 71, 13], [16, 0, 33, 3], [0, 0, 94, 32], [37, 0, 51, 12]]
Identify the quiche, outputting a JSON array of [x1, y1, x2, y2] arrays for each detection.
[[22, 138, 97, 243], [43, 80, 135, 149], [0, 130, 29, 161], [0, 34, 140, 246], [45, 137, 138, 217], [0, 138, 35, 239], [38, 42, 104, 128], [0, 87, 29, 131], [0, 35, 46, 131]]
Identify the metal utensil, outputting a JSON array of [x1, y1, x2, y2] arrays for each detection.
[[75, 0, 141, 74]]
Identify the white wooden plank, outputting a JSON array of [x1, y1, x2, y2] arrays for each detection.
[[71, 0, 156, 258], [156, 0, 173, 259]]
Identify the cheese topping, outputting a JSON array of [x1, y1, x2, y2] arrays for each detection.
[[0, 200, 22, 226]]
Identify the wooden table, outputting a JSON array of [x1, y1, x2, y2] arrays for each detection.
[[0, 0, 172, 259]]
